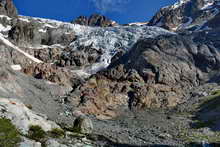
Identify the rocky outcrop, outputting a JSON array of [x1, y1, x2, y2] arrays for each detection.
[[59, 45, 103, 67], [0, 98, 60, 134], [71, 14, 117, 27], [42, 28, 76, 46], [0, 0, 17, 17], [33, 47, 62, 63], [8, 20, 41, 46], [22, 63, 78, 88]]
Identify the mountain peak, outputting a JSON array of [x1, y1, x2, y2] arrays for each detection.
[[71, 14, 117, 27], [149, 0, 220, 31], [0, 0, 17, 17]]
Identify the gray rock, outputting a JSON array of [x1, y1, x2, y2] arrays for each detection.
[[19, 137, 41, 147], [46, 139, 67, 147], [0, 0, 17, 18], [73, 115, 93, 134], [0, 98, 60, 134], [71, 14, 117, 27]]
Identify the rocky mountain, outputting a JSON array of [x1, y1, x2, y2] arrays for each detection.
[[149, 0, 220, 31], [1, 0, 220, 146], [71, 14, 117, 27], [0, 0, 17, 17]]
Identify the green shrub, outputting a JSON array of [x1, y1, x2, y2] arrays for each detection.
[[28, 125, 46, 142], [48, 128, 65, 138], [0, 118, 21, 147]]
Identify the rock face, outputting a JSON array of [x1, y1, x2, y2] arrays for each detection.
[[69, 32, 220, 118], [0, 98, 60, 134], [8, 20, 41, 46], [149, 0, 220, 31], [59, 45, 103, 67], [72, 14, 117, 27], [23, 63, 73, 88], [0, 0, 17, 17]]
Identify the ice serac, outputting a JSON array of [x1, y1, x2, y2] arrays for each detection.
[[0, 0, 17, 17]]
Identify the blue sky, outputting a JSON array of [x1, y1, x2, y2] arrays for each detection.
[[13, 0, 177, 24]]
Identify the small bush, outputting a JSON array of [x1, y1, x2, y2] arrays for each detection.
[[25, 104, 33, 109], [0, 118, 21, 147], [48, 128, 65, 138], [28, 125, 46, 142]]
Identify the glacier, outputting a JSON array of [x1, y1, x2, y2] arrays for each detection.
[[2, 15, 175, 74]]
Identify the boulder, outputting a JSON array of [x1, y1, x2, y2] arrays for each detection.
[[73, 115, 93, 134], [19, 137, 41, 147]]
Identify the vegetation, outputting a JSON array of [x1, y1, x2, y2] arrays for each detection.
[[0, 118, 21, 147], [198, 90, 220, 111], [28, 125, 46, 142], [177, 90, 220, 143], [179, 128, 220, 143], [192, 120, 215, 129], [48, 128, 65, 138], [25, 104, 33, 110]]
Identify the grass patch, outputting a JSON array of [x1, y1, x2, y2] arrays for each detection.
[[192, 120, 215, 129], [0, 118, 21, 147], [179, 129, 220, 143], [48, 128, 65, 138], [193, 89, 220, 112], [28, 125, 46, 142], [203, 90, 220, 102]]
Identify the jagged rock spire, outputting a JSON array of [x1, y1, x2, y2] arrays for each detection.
[[0, 0, 17, 17]]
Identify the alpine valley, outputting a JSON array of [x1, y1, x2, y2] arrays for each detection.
[[0, 0, 220, 146]]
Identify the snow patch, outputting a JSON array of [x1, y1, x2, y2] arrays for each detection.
[[10, 65, 22, 71], [128, 22, 148, 26], [201, 1, 214, 10], [0, 15, 12, 20], [178, 17, 193, 29], [71, 69, 91, 78], [172, 0, 191, 9], [39, 28, 47, 33], [0, 24, 11, 32], [19, 17, 30, 23], [44, 24, 56, 28], [27, 44, 65, 50], [0, 34, 43, 63]]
